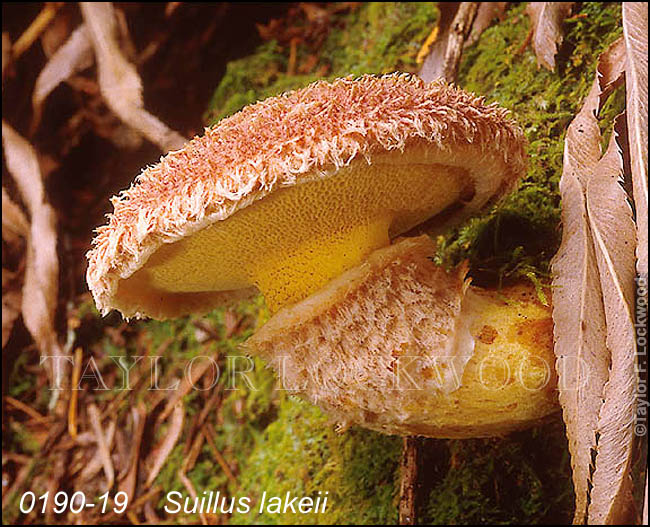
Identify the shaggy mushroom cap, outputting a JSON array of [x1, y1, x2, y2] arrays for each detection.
[[87, 74, 526, 319], [247, 236, 558, 438]]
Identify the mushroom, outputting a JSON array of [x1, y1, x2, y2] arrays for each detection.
[[87, 74, 558, 438], [248, 235, 557, 438]]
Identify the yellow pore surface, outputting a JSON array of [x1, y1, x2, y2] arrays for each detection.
[[132, 155, 469, 312]]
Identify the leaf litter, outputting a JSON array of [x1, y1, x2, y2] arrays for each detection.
[[2, 122, 62, 383], [622, 2, 648, 279], [2, 4, 227, 522], [525, 2, 575, 71], [552, 25, 646, 523]]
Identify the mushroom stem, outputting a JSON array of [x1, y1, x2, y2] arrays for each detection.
[[251, 216, 391, 313], [241, 158, 472, 313]]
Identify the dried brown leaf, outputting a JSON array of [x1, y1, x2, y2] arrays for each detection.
[[146, 402, 184, 487], [79, 2, 187, 152], [465, 2, 507, 48], [2, 123, 44, 217], [525, 2, 575, 71], [418, 2, 479, 82], [22, 203, 59, 357], [551, 37, 625, 523], [2, 186, 29, 244], [118, 403, 146, 502], [623, 2, 648, 278], [551, 169, 609, 523], [2, 286, 21, 349], [79, 418, 116, 483], [586, 119, 638, 524], [1, 122, 62, 369], [87, 404, 115, 491], [32, 24, 94, 132]]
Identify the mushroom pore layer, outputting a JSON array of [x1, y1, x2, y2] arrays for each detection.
[[122, 147, 475, 313]]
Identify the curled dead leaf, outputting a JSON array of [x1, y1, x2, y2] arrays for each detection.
[[553, 36, 638, 524], [551, 157, 609, 523], [2, 122, 62, 379], [146, 402, 184, 488], [525, 2, 575, 71], [623, 2, 648, 278], [586, 117, 638, 525], [32, 24, 94, 133], [79, 2, 187, 153]]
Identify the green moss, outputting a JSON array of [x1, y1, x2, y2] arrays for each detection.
[[422, 424, 574, 524], [230, 397, 401, 525], [320, 2, 437, 76]]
